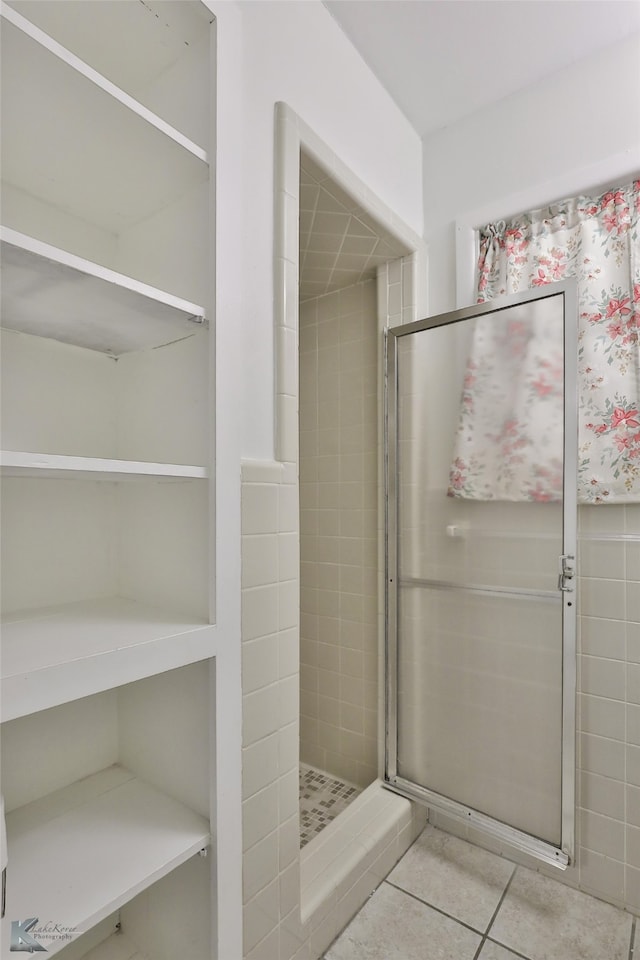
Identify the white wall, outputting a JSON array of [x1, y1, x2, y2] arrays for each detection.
[[422, 31, 640, 314], [238, 0, 423, 459]]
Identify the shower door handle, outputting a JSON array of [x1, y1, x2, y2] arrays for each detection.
[[557, 555, 575, 593]]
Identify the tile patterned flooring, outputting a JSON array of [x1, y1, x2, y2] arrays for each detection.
[[323, 824, 637, 960], [299, 763, 362, 847]]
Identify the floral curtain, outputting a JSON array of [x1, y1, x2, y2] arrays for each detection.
[[449, 179, 640, 503]]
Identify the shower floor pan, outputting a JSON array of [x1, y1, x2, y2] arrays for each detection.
[[299, 763, 362, 847]]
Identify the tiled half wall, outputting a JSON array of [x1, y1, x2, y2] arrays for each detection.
[[241, 460, 426, 960]]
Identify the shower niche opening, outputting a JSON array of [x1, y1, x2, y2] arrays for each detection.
[[297, 150, 411, 847]]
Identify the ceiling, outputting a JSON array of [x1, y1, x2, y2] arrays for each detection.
[[323, 0, 640, 139], [299, 152, 409, 301]]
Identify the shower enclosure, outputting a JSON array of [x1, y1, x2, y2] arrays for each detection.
[[384, 282, 578, 868]]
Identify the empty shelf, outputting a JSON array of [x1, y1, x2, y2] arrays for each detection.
[[1, 597, 216, 721], [0, 765, 210, 957], [1, 229, 206, 355]]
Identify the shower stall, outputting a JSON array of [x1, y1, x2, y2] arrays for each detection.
[[297, 150, 411, 845]]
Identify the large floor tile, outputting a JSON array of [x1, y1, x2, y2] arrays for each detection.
[[479, 941, 531, 960], [490, 866, 633, 960], [324, 882, 481, 960], [387, 824, 515, 931]]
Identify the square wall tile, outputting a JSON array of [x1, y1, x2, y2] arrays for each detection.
[[579, 617, 626, 659], [579, 808, 625, 860], [578, 847, 625, 904], [243, 782, 280, 852], [580, 655, 626, 700], [578, 504, 625, 536], [579, 577, 626, 620], [580, 771, 625, 820], [243, 734, 280, 800], [579, 539, 625, 580], [580, 732, 625, 780], [244, 683, 282, 747], [243, 634, 280, 694], [244, 830, 280, 902], [242, 584, 280, 642], [243, 879, 280, 955], [243, 484, 279, 535], [579, 693, 626, 741], [243, 535, 279, 589]]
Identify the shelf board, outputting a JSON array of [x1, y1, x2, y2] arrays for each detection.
[[0, 765, 210, 957], [1, 2, 207, 162], [1, 597, 216, 722], [6, 0, 212, 155], [0, 450, 208, 482], [1, 11, 208, 234], [1, 229, 207, 355]]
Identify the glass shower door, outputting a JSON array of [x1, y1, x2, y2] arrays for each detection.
[[385, 282, 577, 868]]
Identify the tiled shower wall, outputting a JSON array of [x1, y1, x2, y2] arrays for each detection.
[[421, 499, 640, 915], [576, 504, 639, 913], [299, 278, 379, 789]]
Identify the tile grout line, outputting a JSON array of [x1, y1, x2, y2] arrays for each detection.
[[482, 938, 533, 960], [383, 878, 485, 938], [629, 916, 637, 960], [471, 863, 519, 960]]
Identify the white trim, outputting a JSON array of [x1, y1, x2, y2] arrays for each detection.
[[199, 4, 244, 959], [455, 222, 479, 309]]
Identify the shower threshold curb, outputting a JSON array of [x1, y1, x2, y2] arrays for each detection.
[[299, 779, 427, 946]]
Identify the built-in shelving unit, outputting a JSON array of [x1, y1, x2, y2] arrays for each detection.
[[0, 2, 216, 956]]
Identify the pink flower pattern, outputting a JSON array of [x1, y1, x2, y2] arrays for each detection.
[[451, 179, 640, 503]]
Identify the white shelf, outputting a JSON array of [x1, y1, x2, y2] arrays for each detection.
[[1, 2, 207, 162], [0, 765, 210, 957], [6, 0, 212, 154], [1, 11, 208, 234], [1, 597, 216, 722], [0, 450, 208, 482], [1, 228, 206, 355]]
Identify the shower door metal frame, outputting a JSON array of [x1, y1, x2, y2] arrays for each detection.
[[384, 280, 578, 870]]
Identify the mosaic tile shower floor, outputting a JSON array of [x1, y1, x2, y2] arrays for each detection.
[[299, 763, 362, 847]]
